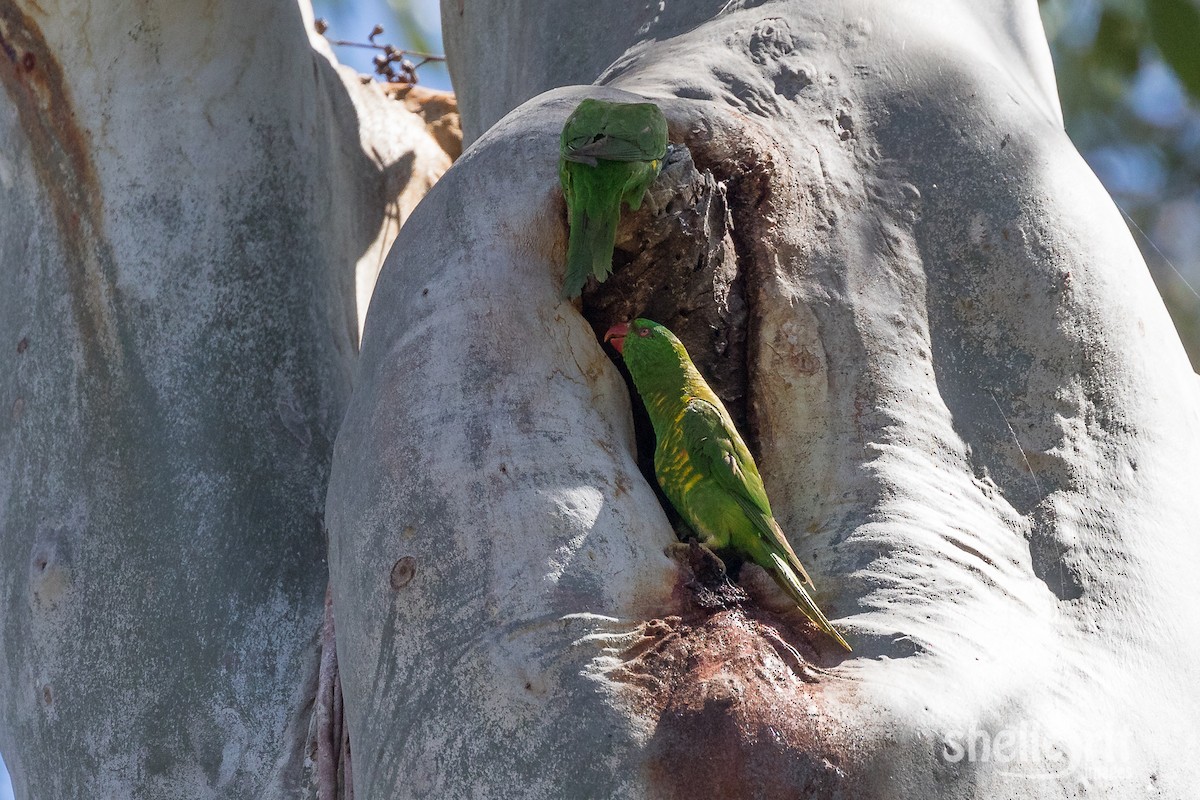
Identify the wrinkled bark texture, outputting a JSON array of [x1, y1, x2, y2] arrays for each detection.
[[328, 0, 1200, 797], [0, 1, 453, 797]]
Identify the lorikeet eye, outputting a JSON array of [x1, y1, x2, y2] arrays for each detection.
[[638, 328, 651, 337]]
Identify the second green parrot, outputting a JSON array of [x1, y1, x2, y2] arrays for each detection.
[[559, 98, 668, 298], [606, 318, 852, 651]]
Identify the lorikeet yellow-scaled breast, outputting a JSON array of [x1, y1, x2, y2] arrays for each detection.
[[606, 318, 852, 651], [559, 99, 668, 298]]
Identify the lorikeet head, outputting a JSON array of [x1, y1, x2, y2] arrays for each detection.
[[604, 318, 694, 394], [604, 316, 684, 352], [560, 99, 669, 166]]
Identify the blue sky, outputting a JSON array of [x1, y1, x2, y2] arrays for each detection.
[[315, 0, 450, 90]]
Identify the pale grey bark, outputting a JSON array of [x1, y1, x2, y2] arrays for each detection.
[[0, 1, 451, 798], [4, 0, 1199, 797], [331, 0, 1200, 797]]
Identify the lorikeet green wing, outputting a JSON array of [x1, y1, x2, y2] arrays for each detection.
[[676, 399, 850, 650], [558, 99, 668, 298], [605, 319, 852, 651]]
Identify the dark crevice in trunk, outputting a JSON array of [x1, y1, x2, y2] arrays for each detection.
[[315, 585, 353, 800], [577, 111, 781, 509], [686, 122, 776, 458]]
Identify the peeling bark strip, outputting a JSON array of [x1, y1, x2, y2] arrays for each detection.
[[384, 85, 463, 161], [0, 8, 129, 387], [317, 586, 353, 800]]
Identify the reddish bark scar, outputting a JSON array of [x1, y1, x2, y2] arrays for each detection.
[[795, 347, 820, 376], [608, 548, 859, 798], [390, 556, 417, 589], [0, 5, 125, 379]]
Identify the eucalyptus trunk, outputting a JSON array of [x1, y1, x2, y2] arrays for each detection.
[[2, 0, 1198, 798], [329, 0, 1200, 797], [0, 1, 452, 797]]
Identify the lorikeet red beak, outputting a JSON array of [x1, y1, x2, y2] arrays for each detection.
[[604, 322, 631, 353]]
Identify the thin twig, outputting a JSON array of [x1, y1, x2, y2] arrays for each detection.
[[988, 391, 1044, 496], [314, 20, 446, 86], [327, 40, 445, 61]]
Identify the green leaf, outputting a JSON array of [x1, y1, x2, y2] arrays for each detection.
[[1093, 9, 1142, 76], [1146, 0, 1200, 101]]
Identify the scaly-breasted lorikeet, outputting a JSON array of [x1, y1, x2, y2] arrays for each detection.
[[559, 99, 668, 298], [606, 318, 852, 651]]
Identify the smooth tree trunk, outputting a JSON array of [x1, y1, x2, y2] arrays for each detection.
[[3, 0, 1199, 798], [0, 1, 453, 797], [327, 0, 1200, 797]]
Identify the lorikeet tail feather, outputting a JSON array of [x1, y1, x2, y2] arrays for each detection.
[[562, 201, 620, 299], [768, 552, 853, 651]]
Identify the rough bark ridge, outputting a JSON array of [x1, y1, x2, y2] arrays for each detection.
[[331, 0, 1200, 797], [0, 1, 454, 797]]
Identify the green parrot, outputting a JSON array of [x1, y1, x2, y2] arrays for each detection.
[[605, 318, 852, 651], [559, 98, 668, 298]]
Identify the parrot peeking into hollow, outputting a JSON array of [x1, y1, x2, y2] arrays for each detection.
[[559, 99, 669, 298], [605, 318, 852, 651]]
